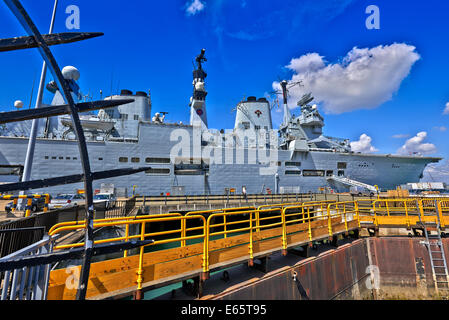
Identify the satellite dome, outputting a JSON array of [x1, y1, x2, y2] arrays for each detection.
[[62, 66, 80, 81], [14, 100, 24, 109]]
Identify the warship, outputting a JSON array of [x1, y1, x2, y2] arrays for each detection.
[[0, 49, 441, 196]]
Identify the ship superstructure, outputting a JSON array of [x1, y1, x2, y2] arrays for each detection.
[[0, 50, 441, 196]]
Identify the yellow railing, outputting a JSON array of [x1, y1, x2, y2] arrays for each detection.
[[46, 197, 449, 299], [50, 213, 208, 291]]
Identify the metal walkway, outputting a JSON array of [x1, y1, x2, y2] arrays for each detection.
[[1, 197, 449, 300], [327, 175, 378, 193]]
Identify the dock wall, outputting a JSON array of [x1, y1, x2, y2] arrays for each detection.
[[209, 238, 449, 300]]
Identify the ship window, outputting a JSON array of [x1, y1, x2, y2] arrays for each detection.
[[73, 157, 78, 160], [303, 170, 325, 177], [255, 125, 260, 130], [120, 113, 128, 120], [131, 157, 140, 163], [98, 158, 103, 161], [285, 170, 301, 175], [338, 170, 345, 177], [66, 157, 71, 160], [45, 156, 49, 160], [242, 122, 250, 129], [59, 157, 63, 160], [326, 170, 333, 177], [145, 168, 170, 175], [285, 161, 301, 167], [145, 157, 171, 164], [119, 157, 128, 163], [134, 115, 139, 120], [337, 162, 347, 169], [52, 156, 56, 160]]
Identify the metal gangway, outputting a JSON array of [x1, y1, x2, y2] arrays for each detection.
[[327, 175, 378, 193], [1, 197, 447, 300]]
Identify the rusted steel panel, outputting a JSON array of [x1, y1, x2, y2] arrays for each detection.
[[368, 237, 442, 290], [213, 239, 370, 300]]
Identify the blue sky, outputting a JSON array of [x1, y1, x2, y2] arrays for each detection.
[[0, 0, 448, 172]]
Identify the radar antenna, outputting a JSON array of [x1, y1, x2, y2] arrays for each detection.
[[297, 92, 314, 107], [269, 79, 303, 106], [269, 79, 303, 126], [195, 48, 207, 71]]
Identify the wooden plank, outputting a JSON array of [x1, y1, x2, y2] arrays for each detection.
[[49, 242, 205, 284], [252, 237, 283, 254], [286, 231, 309, 246], [209, 245, 249, 266], [48, 255, 204, 300], [48, 215, 362, 300]]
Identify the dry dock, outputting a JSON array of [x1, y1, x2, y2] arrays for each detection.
[[1, 194, 449, 300]]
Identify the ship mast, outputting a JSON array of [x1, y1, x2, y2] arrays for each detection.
[[280, 80, 291, 127], [189, 48, 208, 129]]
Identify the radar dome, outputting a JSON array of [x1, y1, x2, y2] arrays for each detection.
[[14, 100, 24, 109], [62, 66, 80, 81]]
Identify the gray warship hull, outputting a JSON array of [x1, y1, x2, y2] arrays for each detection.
[[0, 50, 440, 196], [0, 122, 437, 196]]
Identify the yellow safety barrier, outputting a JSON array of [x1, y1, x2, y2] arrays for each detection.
[[0, 194, 50, 217], [45, 198, 449, 300], [257, 199, 336, 211], [354, 198, 449, 229]]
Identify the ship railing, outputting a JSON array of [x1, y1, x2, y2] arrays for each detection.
[[326, 201, 360, 231], [44, 201, 359, 298], [257, 199, 337, 211], [48, 213, 207, 297], [135, 193, 316, 207], [0, 234, 59, 300], [357, 198, 447, 228], [41, 198, 449, 299]]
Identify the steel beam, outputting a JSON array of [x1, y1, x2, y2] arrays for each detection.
[[0, 99, 134, 124], [4, 0, 103, 300], [0, 32, 103, 52], [0, 240, 154, 272], [0, 167, 151, 193]]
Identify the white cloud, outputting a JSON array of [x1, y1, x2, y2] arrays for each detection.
[[350, 134, 378, 153], [444, 102, 449, 115], [433, 126, 447, 132], [422, 160, 449, 183], [286, 53, 325, 74], [397, 131, 437, 155], [185, 0, 205, 16], [273, 43, 420, 114], [392, 134, 410, 139]]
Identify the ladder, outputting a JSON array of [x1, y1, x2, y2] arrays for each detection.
[[419, 208, 449, 295]]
